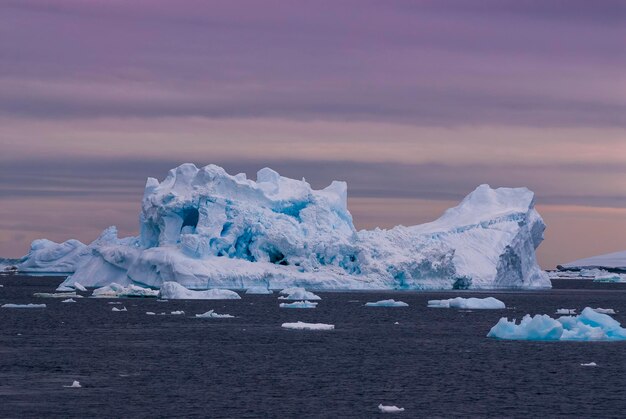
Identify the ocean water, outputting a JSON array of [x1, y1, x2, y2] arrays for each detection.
[[0, 275, 625, 418]]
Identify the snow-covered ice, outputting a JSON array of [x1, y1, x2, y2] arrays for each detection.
[[2, 303, 46, 309], [556, 309, 576, 315], [33, 292, 81, 299], [64, 380, 82, 388], [365, 299, 408, 307], [158, 282, 240, 300], [281, 321, 334, 331], [91, 283, 159, 298], [580, 362, 597, 367], [111, 306, 127, 312], [378, 404, 405, 413], [487, 307, 626, 341], [170, 310, 185, 315], [245, 286, 273, 294], [278, 287, 321, 301], [61, 298, 76, 303], [16, 164, 550, 291], [428, 297, 505, 309], [593, 308, 616, 315], [195, 310, 235, 318], [279, 300, 318, 308]]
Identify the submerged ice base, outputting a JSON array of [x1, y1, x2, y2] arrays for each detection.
[[16, 163, 550, 291]]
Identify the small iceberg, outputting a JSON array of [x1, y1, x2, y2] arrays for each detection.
[[580, 362, 597, 367], [365, 299, 408, 307], [146, 312, 156, 315], [64, 380, 82, 388], [487, 307, 626, 341], [111, 306, 127, 312], [593, 308, 616, 315], [55, 285, 75, 292], [61, 298, 76, 303], [195, 310, 235, 318], [428, 297, 505, 309], [158, 282, 241, 300], [281, 321, 334, 331], [378, 404, 405, 413], [278, 287, 321, 301], [170, 310, 185, 315], [33, 292, 82, 299], [556, 309, 576, 315], [2, 303, 46, 309], [92, 283, 159, 298], [279, 300, 318, 309], [245, 286, 273, 294]]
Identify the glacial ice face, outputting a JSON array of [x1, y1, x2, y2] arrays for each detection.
[[17, 163, 550, 291], [487, 307, 626, 341]]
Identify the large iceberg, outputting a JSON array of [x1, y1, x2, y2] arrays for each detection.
[[16, 163, 550, 291], [558, 250, 626, 272]]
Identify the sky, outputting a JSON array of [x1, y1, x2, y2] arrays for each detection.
[[0, 0, 625, 268]]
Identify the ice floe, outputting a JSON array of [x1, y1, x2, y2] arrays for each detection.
[[556, 309, 576, 315], [111, 306, 128, 312], [580, 362, 597, 367], [170, 310, 185, 315], [92, 283, 159, 298], [61, 298, 76, 303], [592, 308, 616, 315], [2, 303, 46, 309], [428, 297, 505, 309], [146, 312, 156, 315], [281, 321, 334, 331], [365, 299, 408, 307], [195, 310, 234, 318], [278, 287, 321, 301], [378, 404, 405, 413], [64, 380, 82, 388], [158, 282, 241, 300], [33, 292, 81, 299], [487, 307, 626, 341], [279, 300, 318, 308]]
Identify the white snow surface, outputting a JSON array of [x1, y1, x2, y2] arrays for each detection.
[[278, 287, 321, 301], [279, 300, 318, 308], [365, 299, 409, 307], [378, 404, 405, 413], [560, 250, 626, 271], [195, 309, 235, 318], [2, 303, 46, 308], [18, 164, 550, 290], [158, 281, 241, 300], [92, 283, 159, 298], [580, 362, 597, 367], [487, 307, 626, 341], [428, 297, 505, 309], [281, 321, 334, 330]]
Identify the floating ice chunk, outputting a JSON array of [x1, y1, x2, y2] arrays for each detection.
[[378, 404, 405, 413], [580, 362, 597, 367], [428, 297, 505, 309], [593, 308, 616, 315], [281, 321, 334, 331], [158, 282, 241, 300], [108, 302, 122, 304], [488, 307, 626, 341], [394, 321, 400, 325], [278, 288, 321, 301], [170, 310, 185, 315], [64, 380, 82, 388], [279, 300, 318, 308], [2, 303, 46, 309], [556, 308, 576, 315], [195, 310, 235, 318], [111, 306, 127, 312], [92, 283, 158, 298], [245, 286, 273, 294], [61, 298, 76, 303], [73, 282, 87, 292], [365, 299, 408, 307], [33, 292, 81, 298], [146, 311, 156, 315]]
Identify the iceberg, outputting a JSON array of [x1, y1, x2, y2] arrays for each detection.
[[61, 298, 76, 303], [170, 310, 185, 315], [16, 164, 550, 291], [2, 303, 46, 309], [111, 306, 127, 312], [559, 250, 626, 272], [487, 307, 626, 341], [378, 404, 405, 413], [279, 300, 318, 308], [580, 362, 597, 367], [33, 292, 81, 299], [195, 309, 235, 318], [556, 309, 576, 315], [365, 299, 409, 307], [92, 283, 159, 298], [245, 286, 273, 294], [158, 282, 241, 300], [278, 287, 321, 301], [593, 308, 616, 315], [428, 297, 505, 309], [64, 380, 82, 388], [281, 321, 334, 331]]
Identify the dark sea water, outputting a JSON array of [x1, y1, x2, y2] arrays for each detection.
[[0, 275, 625, 418]]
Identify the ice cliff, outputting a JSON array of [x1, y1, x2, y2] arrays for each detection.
[[16, 163, 550, 290]]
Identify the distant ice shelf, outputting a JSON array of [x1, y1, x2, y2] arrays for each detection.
[[14, 163, 550, 291]]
